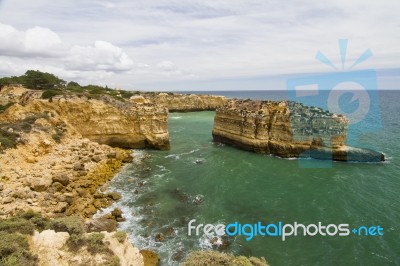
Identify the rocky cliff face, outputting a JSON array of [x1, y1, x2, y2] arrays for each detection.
[[141, 93, 227, 112], [212, 99, 384, 162], [1, 88, 170, 150], [31, 230, 144, 266]]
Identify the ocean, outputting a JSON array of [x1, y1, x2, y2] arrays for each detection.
[[100, 90, 400, 265]]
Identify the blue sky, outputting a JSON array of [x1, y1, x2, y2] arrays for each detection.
[[0, 0, 398, 90]]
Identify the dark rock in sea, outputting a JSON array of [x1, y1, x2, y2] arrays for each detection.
[[107, 192, 122, 200], [171, 188, 190, 203], [192, 194, 204, 205], [111, 207, 123, 218], [210, 236, 230, 251], [155, 232, 165, 242], [122, 154, 134, 163], [179, 216, 191, 226], [162, 227, 176, 237], [194, 159, 203, 164], [171, 249, 185, 262]]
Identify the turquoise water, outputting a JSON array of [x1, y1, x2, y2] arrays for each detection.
[[106, 91, 400, 265]]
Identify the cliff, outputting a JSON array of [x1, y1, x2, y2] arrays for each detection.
[[139, 92, 227, 112], [212, 99, 384, 162], [0, 87, 158, 265], [1, 87, 170, 150]]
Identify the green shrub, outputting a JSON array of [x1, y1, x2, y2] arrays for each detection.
[[112, 231, 127, 243], [119, 90, 137, 99], [0, 218, 35, 235], [67, 233, 86, 252], [51, 127, 65, 143], [87, 232, 107, 254], [49, 216, 85, 236], [0, 129, 19, 152], [0, 103, 14, 113], [41, 89, 63, 99], [16, 209, 41, 220], [0, 232, 38, 266]]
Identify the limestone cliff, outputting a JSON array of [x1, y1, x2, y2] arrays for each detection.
[[1, 87, 170, 150], [140, 92, 227, 112], [212, 99, 384, 162]]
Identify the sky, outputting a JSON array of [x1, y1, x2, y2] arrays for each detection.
[[0, 0, 399, 91]]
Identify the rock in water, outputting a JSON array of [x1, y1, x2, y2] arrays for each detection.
[[212, 99, 384, 162]]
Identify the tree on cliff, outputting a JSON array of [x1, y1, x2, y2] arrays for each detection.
[[0, 70, 66, 90], [21, 70, 66, 90]]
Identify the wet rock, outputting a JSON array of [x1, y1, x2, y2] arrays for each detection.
[[163, 227, 176, 238], [172, 188, 190, 203], [93, 192, 105, 199], [219, 236, 231, 251], [154, 232, 165, 242], [111, 208, 122, 218], [122, 154, 133, 163], [171, 250, 184, 262], [140, 250, 160, 266], [107, 192, 122, 201], [192, 194, 204, 205], [117, 217, 126, 222]]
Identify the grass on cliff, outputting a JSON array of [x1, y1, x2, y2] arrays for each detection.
[[0, 103, 14, 113], [0, 211, 41, 266], [0, 211, 125, 265], [113, 231, 127, 243], [0, 112, 64, 152]]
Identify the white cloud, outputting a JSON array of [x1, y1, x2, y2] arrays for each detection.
[[0, 23, 65, 57], [0, 0, 399, 89], [67, 41, 133, 71], [0, 22, 137, 81]]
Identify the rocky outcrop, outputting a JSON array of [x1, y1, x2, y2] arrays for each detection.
[[31, 230, 144, 266], [212, 99, 384, 162], [0, 133, 131, 218], [1, 87, 170, 150], [141, 92, 227, 112]]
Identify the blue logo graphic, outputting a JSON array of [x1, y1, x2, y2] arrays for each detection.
[[287, 39, 382, 168]]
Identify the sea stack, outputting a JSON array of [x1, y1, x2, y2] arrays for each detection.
[[212, 99, 384, 162]]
